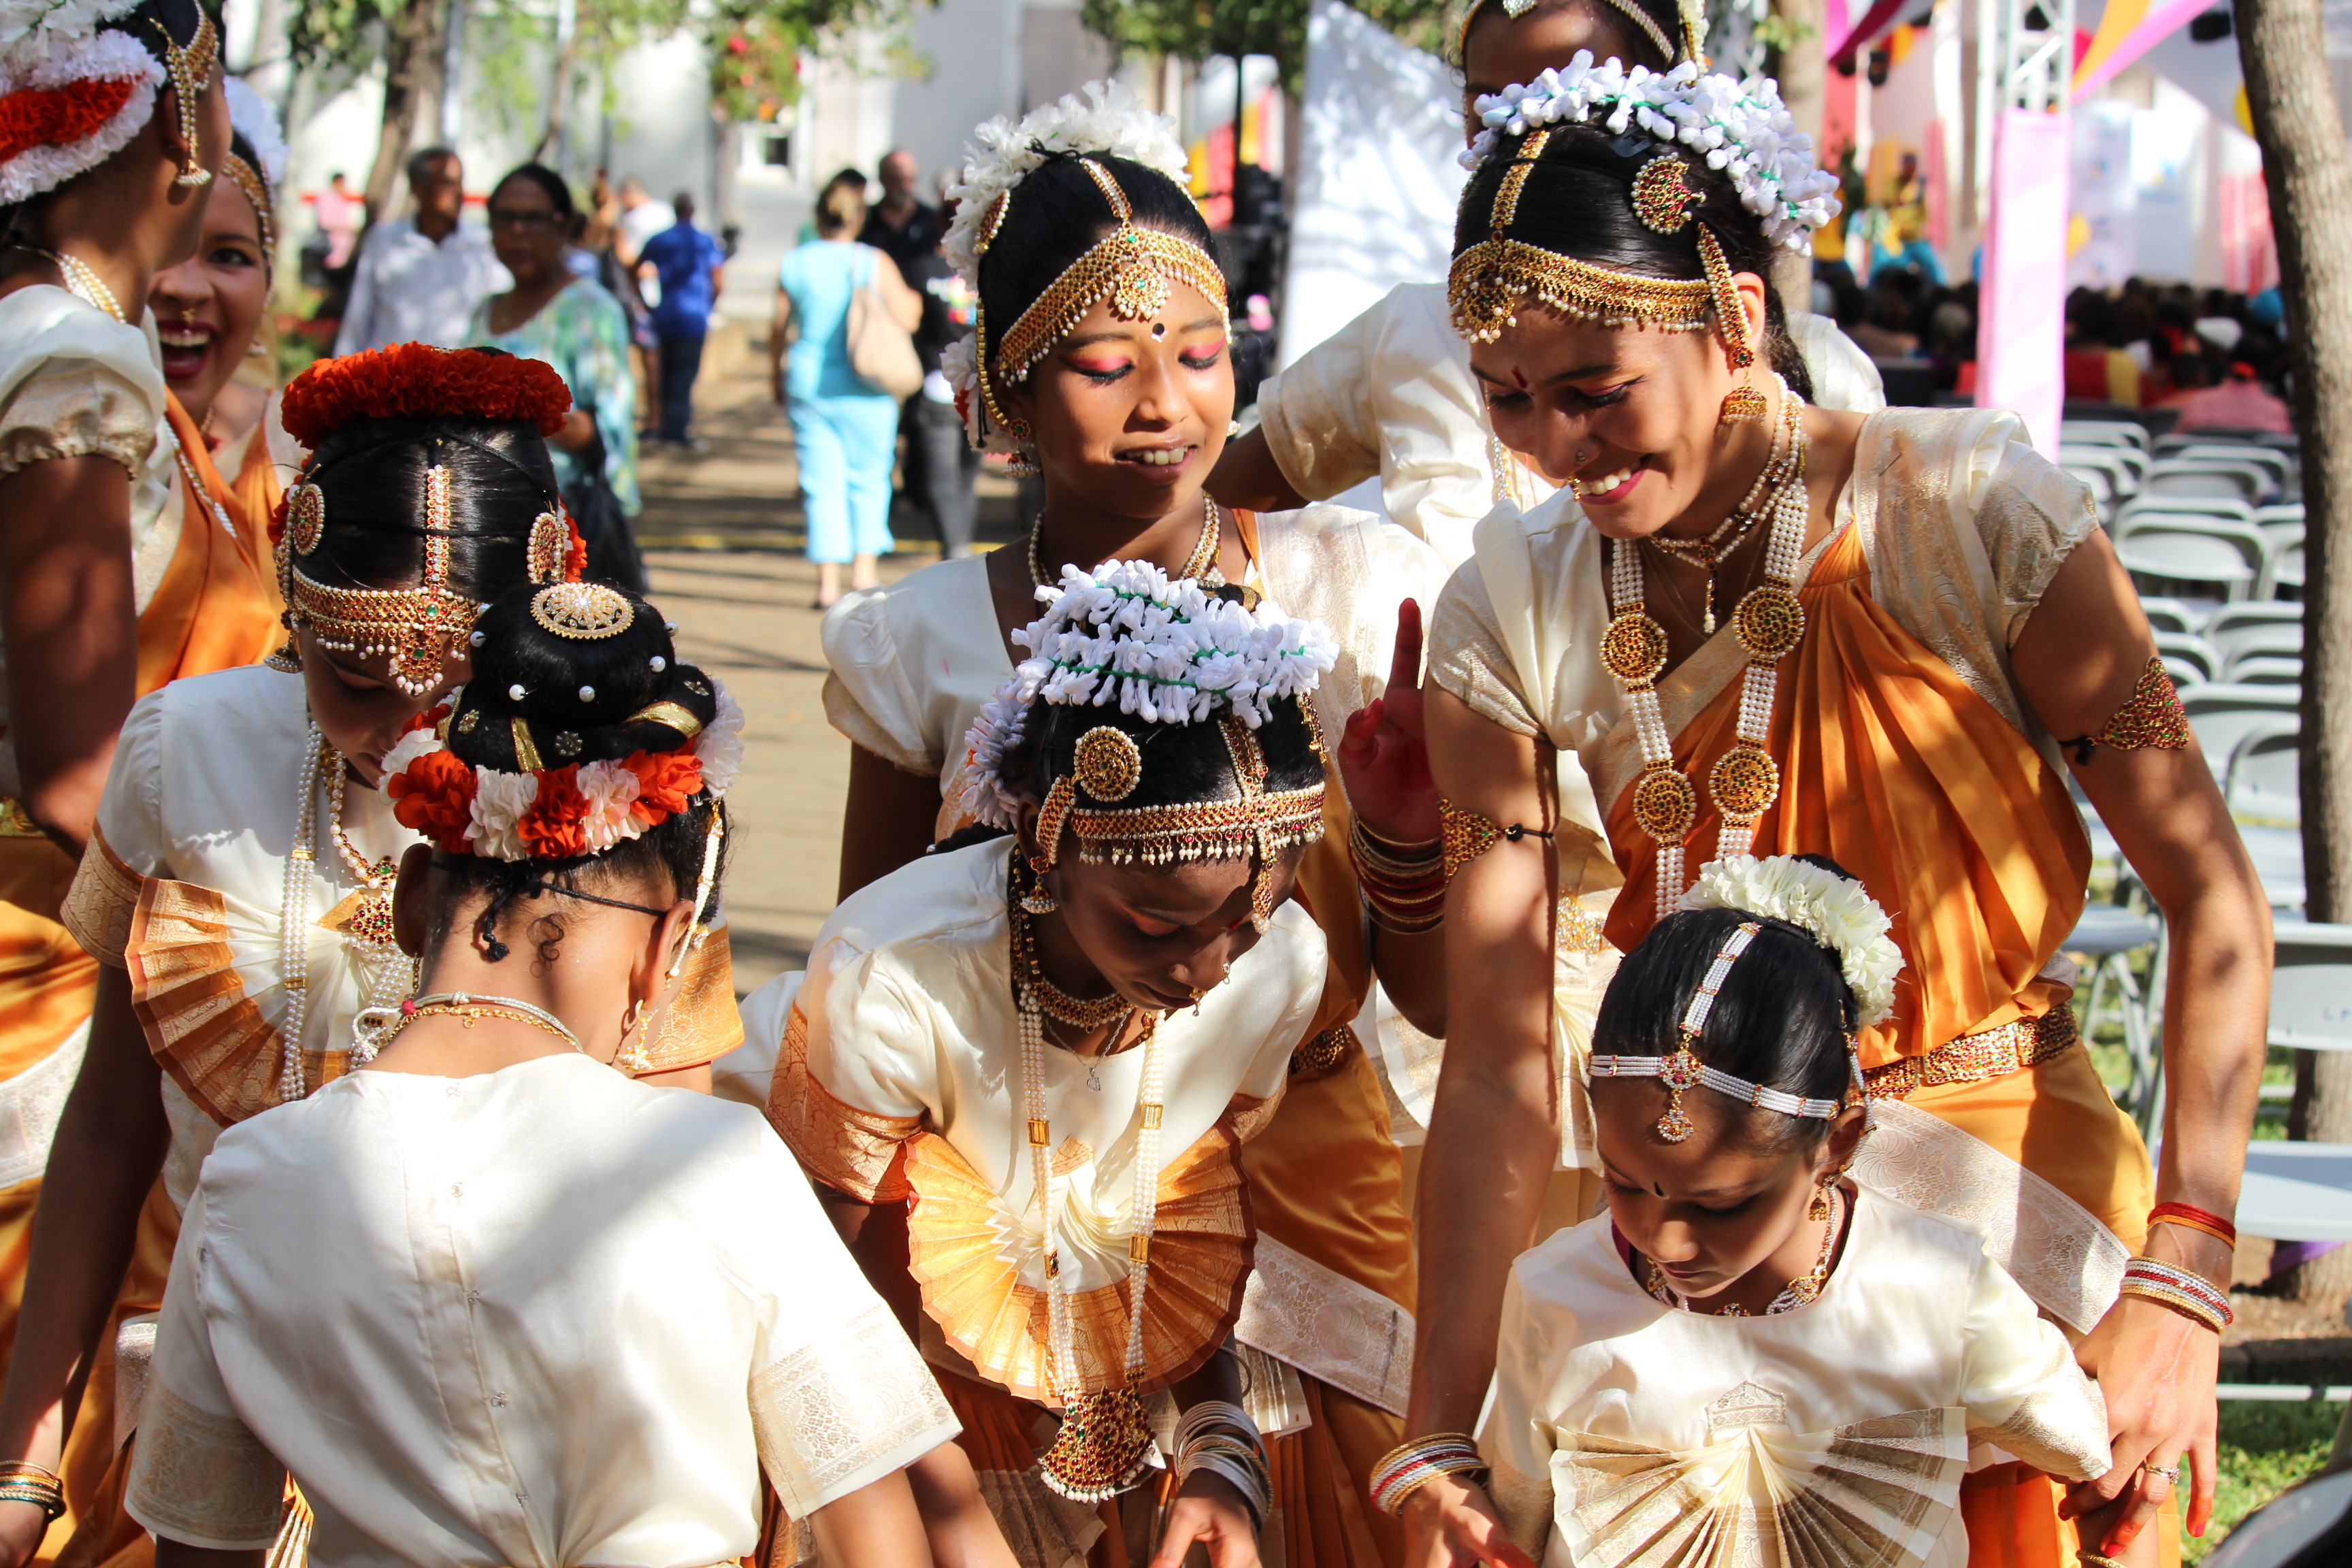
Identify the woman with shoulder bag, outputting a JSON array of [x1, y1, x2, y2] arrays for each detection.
[[773, 180, 921, 608]]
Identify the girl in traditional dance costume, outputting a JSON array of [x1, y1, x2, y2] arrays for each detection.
[[123, 581, 956, 1568], [1392, 58, 2264, 1568], [0, 345, 744, 1564], [819, 83, 1449, 1567], [773, 560, 1356, 1568], [1437, 855, 2131, 1568], [1213, 0, 1883, 564]]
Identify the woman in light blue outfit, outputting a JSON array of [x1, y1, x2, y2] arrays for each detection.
[[470, 163, 645, 589], [771, 181, 921, 607]]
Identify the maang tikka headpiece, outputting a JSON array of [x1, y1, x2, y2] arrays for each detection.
[[152, 10, 218, 187], [940, 81, 1225, 463], [1448, 56, 1839, 382], [960, 559, 1337, 935]]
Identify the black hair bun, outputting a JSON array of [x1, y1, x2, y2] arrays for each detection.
[[448, 583, 717, 772]]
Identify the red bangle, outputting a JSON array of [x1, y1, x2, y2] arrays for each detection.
[[2150, 1202, 2237, 1248]]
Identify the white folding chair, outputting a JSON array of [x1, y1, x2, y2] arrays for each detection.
[[2114, 516, 2268, 602], [2176, 444, 2291, 495], [2151, 632, 2219, 685], [2178, 683, 2302, 772], [2118, 495, 2259, 531], [2240, 822, 2308, 914], [2063, 420, 2150, 451], [2259, 523, 2306, 600], [2230, 656, 2304, 687], [2226, 717, 2301, 825], [2223, 625, 2305, 680], [2070, 900, 2166, 1123], [2145, 461, 2269, 506], [2135, 596, 2207, 636], [2208, 600, 2304, 651], [2255, 502, 2305, 531], [2238, 924, 2352, 1249]]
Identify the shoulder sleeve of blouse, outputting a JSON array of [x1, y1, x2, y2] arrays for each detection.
[[1959, 415, 2102, 649], [1788, 310, 1886, 414], [1480, 1262, 1561, 1558], [0, 355, 158, 479], [62, 688, 172, 966], [1956, 1240, 2112, 1482], [1256, 295, 1384, 502], [767, 933, 932, 1201], [819, 587, 941, 777], [1427, 555, 1542, 737], [122, 1190, 289, 1552], [734, 1134, 960, 1518]]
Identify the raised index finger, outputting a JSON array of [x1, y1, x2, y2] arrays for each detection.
[[1388, 599, 1424, 696]]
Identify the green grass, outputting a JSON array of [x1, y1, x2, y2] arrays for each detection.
[[2185, 1399, 2345, 1563]]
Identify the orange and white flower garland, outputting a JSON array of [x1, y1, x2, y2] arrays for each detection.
[[382, 684, 743, 863]]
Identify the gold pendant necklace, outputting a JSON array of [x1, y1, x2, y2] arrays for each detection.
[[1646, 1185, 1844, 1317]]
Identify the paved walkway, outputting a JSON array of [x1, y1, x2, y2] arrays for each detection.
[[635, 334, 1021, 992]]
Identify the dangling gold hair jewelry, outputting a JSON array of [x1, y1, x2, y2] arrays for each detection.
[[970, 160, 1228, 461], [280, 459, 476, 699], [153, 12, 219, 189]]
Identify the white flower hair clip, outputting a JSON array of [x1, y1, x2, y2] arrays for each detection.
[[958, 557, 1338, 830], [1680, 853, 1904, 1027], [1460, 53, 1841, 251]]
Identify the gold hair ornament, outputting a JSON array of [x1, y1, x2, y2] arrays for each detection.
[[220, 153, 273, 262], [973, 157, 1228, 455], [154, 12, 218, 188], [282, 464, 474, 698], [1450, 130, 1712, 344], [531, 582, 634, 640], [526, 509, 570, 585]]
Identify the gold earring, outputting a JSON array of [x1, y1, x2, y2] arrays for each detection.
[[1808, 1168, 1836, 1222], [1019, 860, 1059, 915], [1718, 370, 1767, 425], [623, 998, 649, 1035]]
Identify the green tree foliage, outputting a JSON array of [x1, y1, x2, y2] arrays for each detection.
[[1078, 0, 1450, 90]]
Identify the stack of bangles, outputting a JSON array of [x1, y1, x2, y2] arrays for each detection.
[[2120, 1202, 2238, 1334], [1371, 1433, 1490, 1516], [1351, 817, 1446, 934], [1173, 1401, 1271, 1531], [0, 1460, 63, 1522]]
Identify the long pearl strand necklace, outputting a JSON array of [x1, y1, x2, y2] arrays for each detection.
[[1015, 891, 1169, 1501], [1601, 377, 1811, 919], [276, 723, 412, 1100]]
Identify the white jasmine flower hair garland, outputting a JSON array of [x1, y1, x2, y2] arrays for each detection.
[[1462, 53, 1840, 250], [941, 79, 1188, 278], [1680, 854, 1903, 1026], [960, 558, 1338, 830], [223, 74, 287, 183]]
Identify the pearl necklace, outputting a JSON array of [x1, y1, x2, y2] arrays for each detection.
[[1015, 875, 1169, 1501], [1642, 401, 1794, 634], [167, 425, 238, 542], [1029, 495, 1224, 589], [1601, 378, 1810, 919], [276, 723, 414, 1100], [23, 246, 125, 323], [1645, 1185, 1845, 1316]]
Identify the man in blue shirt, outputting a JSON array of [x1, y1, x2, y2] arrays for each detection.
[[638, 193, 727, 446]]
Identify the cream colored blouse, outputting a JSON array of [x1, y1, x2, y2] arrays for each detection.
[[125, 1054, 958, 1564], [1484, 1186, 2110, 1568]]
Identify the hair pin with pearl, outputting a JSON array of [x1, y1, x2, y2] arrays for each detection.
[[578, 685, 595, 702], [650, 655, 667, 672], [508, 683, 527, 700]]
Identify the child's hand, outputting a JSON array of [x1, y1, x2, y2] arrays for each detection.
[[1401, 1474, 1537, 1568], [1148, 1471, 1260, 1568], [1339, 600, 1439, 845]]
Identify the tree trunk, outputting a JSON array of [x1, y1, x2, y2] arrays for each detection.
[[1771, 0, 1825, 310], [2238, 0, 2352, 1307], [359, 0, 451, 223], [532, 0, 583, 165]]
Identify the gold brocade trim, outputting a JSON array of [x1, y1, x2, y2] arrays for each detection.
[[126, 877, 350, 1126], [766, 1003, 923, 1203], [901, 1117, 1254, 1405], [122, 1383, 287, 1551], [62, 823, 146, 967], [634, 924, 743, 1073], [1863, 1006, 2079, 1100], [1450, 238, 1712, 345]]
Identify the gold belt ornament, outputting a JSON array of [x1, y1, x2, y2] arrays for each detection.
[[1863, 1006, 2079, 1100], [0, 798, 45, 838]]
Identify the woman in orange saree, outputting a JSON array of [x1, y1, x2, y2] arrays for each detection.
[[1385, 65, 2268, 1568]]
